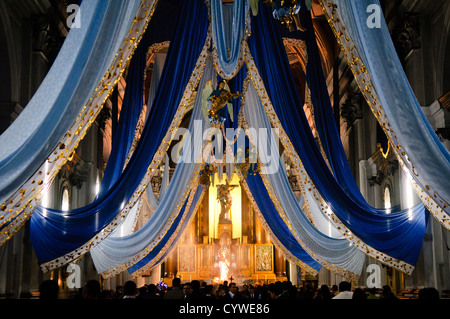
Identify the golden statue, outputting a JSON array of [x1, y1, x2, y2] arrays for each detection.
[[202, 80, 241, 126]]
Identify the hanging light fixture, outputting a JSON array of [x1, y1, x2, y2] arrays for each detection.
[[263, 0, 306, 32]]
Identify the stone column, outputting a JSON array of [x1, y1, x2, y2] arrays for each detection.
[[289, 262, 298, 286]]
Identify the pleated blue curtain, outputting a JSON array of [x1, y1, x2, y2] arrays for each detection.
[[245, 175, 322, 273], [247, 1, 426, 266], [211, 0, 250, 78], [127, 185, 204, 276], [0, 2, 174, 245], [91, 55, 216, 277], [30, 0, 210, 266], [97, 27, 149, 198], [243, 81, 365, 279], [0, 0, 142, 225]]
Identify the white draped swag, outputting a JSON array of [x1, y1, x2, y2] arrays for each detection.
[[0, 0, 447, 281]]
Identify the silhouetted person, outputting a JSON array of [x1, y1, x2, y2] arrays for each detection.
[[381, 285, 397, 300], [164, 277, 184, 299], [418, 287, 440, 300], [352, 288, 367, 300], [248, 285, 258, 299], [367, 287, 380, 299], [228, 282, 242, 299], [182, 282, 193, 299], [331, 284, 338, 297], [216, 285, 228, 299], [82, 279, 101, 299], [333, 281, 353, 299], [114, 285, 123, 299], [301, 284, 314, 299], [268, 283, 282, 299], [190, 280, 202, 299], [315, 285, 332, 300], [204, 285, 216, 299], [142, 284, 160, 299], [39, 280, 59, 299], [122, 281, 137, 299]]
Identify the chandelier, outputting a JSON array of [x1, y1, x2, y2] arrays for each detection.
[[263, 0, 306, 32]]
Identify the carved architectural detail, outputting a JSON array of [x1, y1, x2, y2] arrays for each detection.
[[288, 174, 300, 192], [32, 16, 63, 63], [393, 13, 421, 61], [150, 172, 162, 195], [341, 92, 363, 129], [96, 104, 111, 133], [368, 170, 384, 186], [64, 152, 93, 189], [368, 159, 399, 187]]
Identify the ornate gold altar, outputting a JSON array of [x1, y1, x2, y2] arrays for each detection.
[[161, 172, 288, 284]]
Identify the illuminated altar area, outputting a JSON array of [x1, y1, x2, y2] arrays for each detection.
[[1, 0, 450, 298], [160, 171, 285, 284]]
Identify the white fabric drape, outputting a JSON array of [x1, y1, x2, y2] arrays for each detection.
[[0, 0, 155, 232], [321, 0, 450, 227], [210, 0, 250, 78], [243, 81, 365, 278], [90, 58, 215, 275]]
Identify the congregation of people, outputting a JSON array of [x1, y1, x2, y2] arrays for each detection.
[[38, 277, 441, 300]]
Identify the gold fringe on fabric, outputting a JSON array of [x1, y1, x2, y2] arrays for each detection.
[[236, 122, 360, 282], [0, 0, 160, 244], [319, 0, 450, 230], [39, 29, 213, 273], [242, 43, 415, 275]]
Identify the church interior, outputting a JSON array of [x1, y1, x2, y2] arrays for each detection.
[[0, 0, 449, 301]]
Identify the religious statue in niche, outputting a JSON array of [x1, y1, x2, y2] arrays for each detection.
[[202, 80, 241, 126], [217, 180, 238, 223]]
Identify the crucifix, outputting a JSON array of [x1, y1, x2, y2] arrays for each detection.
[[217, 180, 238, 223]]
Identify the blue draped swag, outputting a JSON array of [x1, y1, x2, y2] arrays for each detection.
[[0, 0, 142, 226], [242, 80, 364, 279], [30, 0, 209, 265], [90, 55, 216, 276], [211, 0, 250, 78], [247, 1, 426, 266], [299, 2, 425, 215], [245, 174, 323, 273], [128, 185, 204, 276], [0, 1, 175, 240], [97, 25, 148, 198], [327, 0, 450, 219]]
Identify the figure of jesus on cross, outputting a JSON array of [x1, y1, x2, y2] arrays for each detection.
[[217, 180, 238, 223]]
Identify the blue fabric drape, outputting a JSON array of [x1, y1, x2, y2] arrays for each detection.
[[326, 0, 450, 218], [245, 174, 322, 272], [97, 27, 149, 198], [247, 1, 426, 266], [128, 185, 204, 276], [300, 3, 422, 214], [242, 80, 364, 278], [211, 0, 249, 78], [0, 0, 141, 224], [30, 0, 209, 265], [90, 55, 215, 276], [0, 2, 174, 242]]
